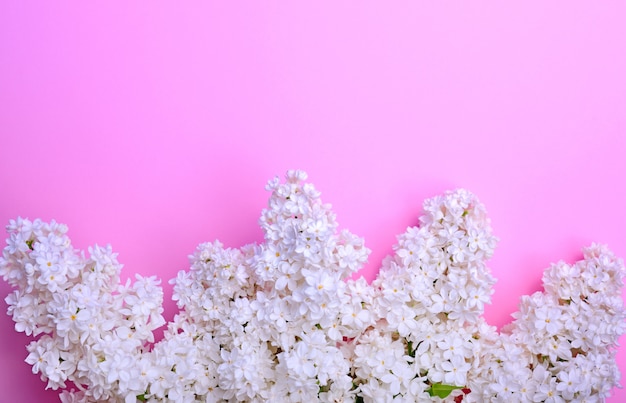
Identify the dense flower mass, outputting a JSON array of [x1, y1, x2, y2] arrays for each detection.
[[1, 170, 625, 402]]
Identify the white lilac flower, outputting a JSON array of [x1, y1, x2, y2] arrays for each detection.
[[1, 172, 625, 402], [533, 305, 564, 336]]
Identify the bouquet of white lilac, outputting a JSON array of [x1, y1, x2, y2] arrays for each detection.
[[1, 170, 624, 402]]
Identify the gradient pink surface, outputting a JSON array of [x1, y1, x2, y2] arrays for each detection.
[[1, 2, 626, 401]]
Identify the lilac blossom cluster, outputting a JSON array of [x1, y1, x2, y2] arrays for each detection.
[[1, 170, 624, 402], [0, 219, 165, 401]]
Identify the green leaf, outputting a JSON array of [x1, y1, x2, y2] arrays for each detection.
[[407, 340, 415, 358], [427, 383, 464, 398]]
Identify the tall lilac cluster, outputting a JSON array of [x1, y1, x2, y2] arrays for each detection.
[[349, 188, 498, 401], [165, 170, 371, 401]]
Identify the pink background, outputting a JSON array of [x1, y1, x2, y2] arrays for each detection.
[[1, 2, 625, 401]]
